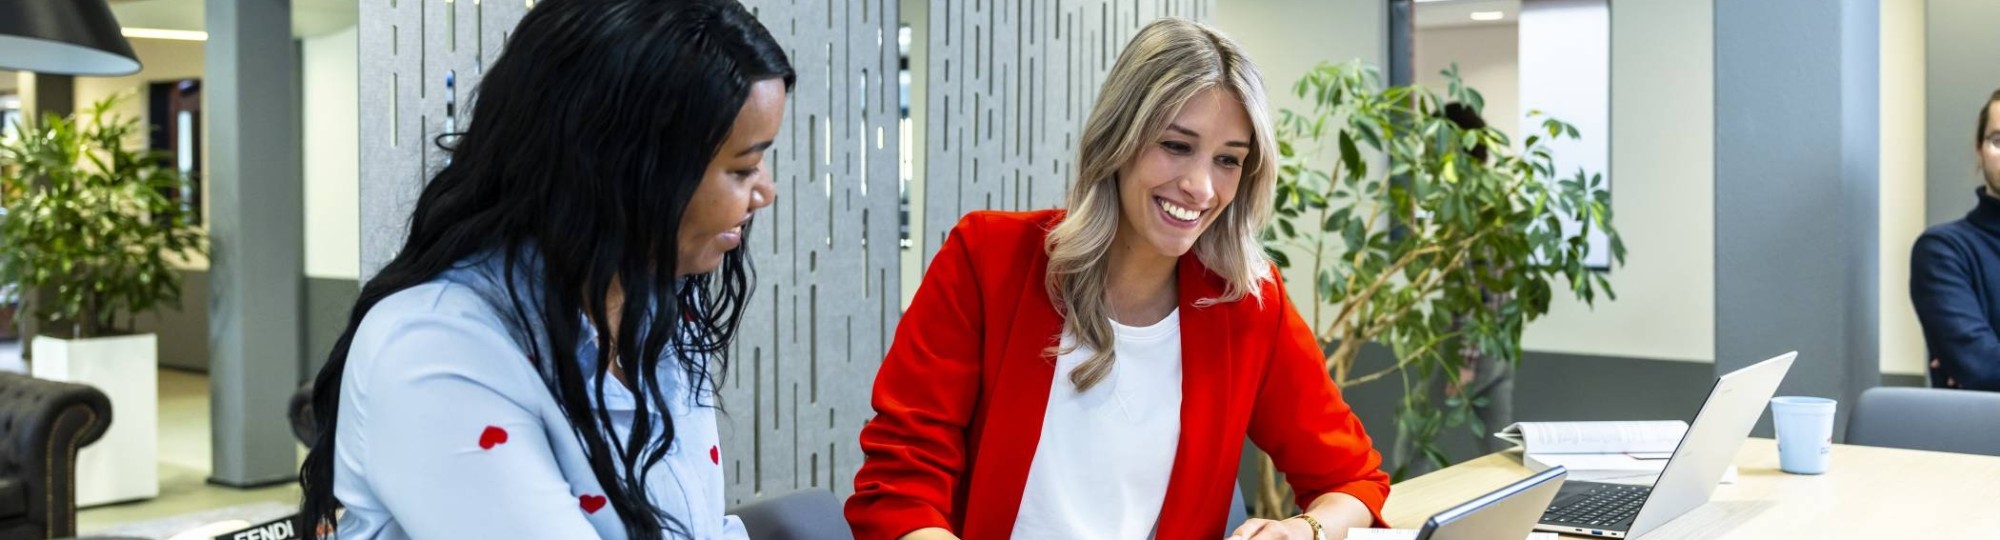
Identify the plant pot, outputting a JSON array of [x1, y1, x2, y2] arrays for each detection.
[[30, 333, 159, 507]]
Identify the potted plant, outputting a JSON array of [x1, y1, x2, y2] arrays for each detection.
[[1249, 62, 1623, 517], [0, 94, 206, 505]]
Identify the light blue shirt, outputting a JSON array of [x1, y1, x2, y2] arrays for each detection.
[[331, 253, 747, 539]]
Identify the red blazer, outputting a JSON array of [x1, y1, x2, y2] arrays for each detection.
[[846, 209, 1390, 540]]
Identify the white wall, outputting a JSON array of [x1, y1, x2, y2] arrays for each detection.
[[1217, 0, 1388, 317], [904, 0, 1926, 372], [302, 25, 362, 280], [1217, 0, 1388, 120], [72, 37, 205, 143], [1219, 1, 1720, 364], [1880, 0, 1927, 376], [896, 0, 1913, 373], [1518, 0, 1715, 363], [1520, 0, 1611, 270], [1240, 0, 1718, 364], [54, 31, 361, 280], [1414, 24, 1520, 142]]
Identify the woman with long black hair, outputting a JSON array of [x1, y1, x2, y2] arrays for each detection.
[[297, 0, 792, 538]]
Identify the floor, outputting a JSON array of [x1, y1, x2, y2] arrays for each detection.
[[74, 369, 303, 533], [0, 340, 302, 534]]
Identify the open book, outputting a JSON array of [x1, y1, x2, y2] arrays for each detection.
[[1494, 421, 1736, 485], [1493, 421, 1688, 455]]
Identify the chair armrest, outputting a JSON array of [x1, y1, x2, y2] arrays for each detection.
[[0, 372, 113, 538]]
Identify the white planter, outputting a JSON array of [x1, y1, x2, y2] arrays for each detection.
[[31, 333, 159, 507]]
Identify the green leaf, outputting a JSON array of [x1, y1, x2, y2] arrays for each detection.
[[1338, 130, 1363, 179], [1342, 217, 1366, 251], [1265, 247, 1292, 268], [1255, 63, 1624, 474], [1325, 207, 1353, 233], [0, 93, 206, 337]]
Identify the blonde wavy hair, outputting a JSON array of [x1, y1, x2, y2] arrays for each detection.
[[1044, 18, 1278, 392]]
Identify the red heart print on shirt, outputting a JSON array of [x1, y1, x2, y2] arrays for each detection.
[[579, 494, 608, 514], [478, 426, 508, 450], [709, 445, 719, 465]]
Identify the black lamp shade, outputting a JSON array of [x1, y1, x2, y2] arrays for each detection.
[[0, 0, 141, 76]]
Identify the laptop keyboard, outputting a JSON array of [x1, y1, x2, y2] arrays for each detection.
[[1542, 483, 1651, 529]]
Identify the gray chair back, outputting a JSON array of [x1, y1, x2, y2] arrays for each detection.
[[1227, 484, 1249, 533], [1846, 387, 2000, 457], [728, 488, 854, 540]]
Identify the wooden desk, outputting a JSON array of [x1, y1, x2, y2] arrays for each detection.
[[1381, 439, 2000, 538]]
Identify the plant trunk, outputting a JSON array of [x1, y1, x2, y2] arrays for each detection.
[[82, 291, 98, 338], [1250, 450, 1292, 519], [1328, 335, 1364, 387]]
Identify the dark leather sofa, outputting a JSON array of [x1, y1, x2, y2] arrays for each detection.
[[0, 373, 111, 540]]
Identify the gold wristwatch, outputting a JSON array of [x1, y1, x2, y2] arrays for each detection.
[[1289, 514, 1326, 540]]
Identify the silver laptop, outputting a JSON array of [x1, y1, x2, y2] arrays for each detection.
[[1535, 352, 1797, 538], [1416, 466, 1568, 540]]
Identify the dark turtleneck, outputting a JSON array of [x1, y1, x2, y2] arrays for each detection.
[[1911, 187, 2000, 390]]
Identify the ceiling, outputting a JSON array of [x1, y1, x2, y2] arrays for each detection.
[[2, 0, 354, 95], [1414, 0, 1521, 30], [108, 0, 359, 38]]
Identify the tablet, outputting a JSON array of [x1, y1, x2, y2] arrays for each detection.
[[1416, 466, 1569, 540]]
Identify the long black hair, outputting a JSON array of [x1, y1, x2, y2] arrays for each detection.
[[298, 1, 792, 538]]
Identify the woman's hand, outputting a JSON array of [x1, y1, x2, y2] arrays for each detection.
[[1233, 492, 1371, 540], [897, 527, 960, 540], [1227, 517, 1323, 540]]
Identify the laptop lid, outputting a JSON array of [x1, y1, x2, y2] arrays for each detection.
[[1624, 351, 1796, 537], [1417, 466, 1569, 540]]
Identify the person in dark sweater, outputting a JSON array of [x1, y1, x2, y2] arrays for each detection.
[[1912, 87, 2000, 390]]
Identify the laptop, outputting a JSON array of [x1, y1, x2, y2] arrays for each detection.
[[1535, 352, 1797, 538], [1415, 466, 1569, 540]]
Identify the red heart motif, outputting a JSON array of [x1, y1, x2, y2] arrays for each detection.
[[478, 426, 509, 450], [579, 494, 608, 514], [709, 445, 720, 465]]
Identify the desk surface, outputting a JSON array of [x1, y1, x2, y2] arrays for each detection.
[[1381, 438, 2000, 539]]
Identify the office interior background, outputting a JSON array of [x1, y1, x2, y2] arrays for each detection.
[[1, 0, 1996, 536]]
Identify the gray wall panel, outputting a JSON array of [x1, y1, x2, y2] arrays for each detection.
[[718, 0, 903, 504], [921, 0, 1214, 264], [358, 0, 426, 280], [1714, 0, 1879, 439], [359, 0, 901, 506], [361, 0, 1219, 506]]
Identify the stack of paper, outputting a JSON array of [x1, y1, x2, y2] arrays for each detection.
[[1494, 421, 1736, 485]]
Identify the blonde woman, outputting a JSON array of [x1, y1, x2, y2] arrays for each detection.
[[845, 18, 1388, 540]]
